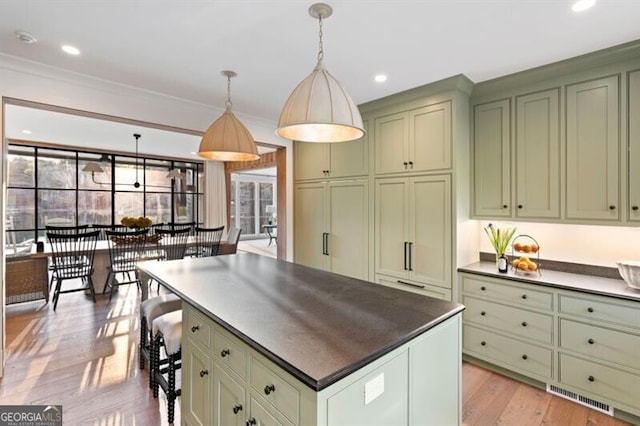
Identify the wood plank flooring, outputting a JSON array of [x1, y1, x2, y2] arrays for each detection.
[[0, 283, 634, 425]]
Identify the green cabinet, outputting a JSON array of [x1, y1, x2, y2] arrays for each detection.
[[473, 99, 511, 217], [628, 70, 640, 222], [374, 101, 452, 175], [183, 338, 213, 426], [294, 179, 369, 280], [566, 76, 620, 221], [375, 175, 451, 291]]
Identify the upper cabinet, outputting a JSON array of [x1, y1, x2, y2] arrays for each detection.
[[294, 120, 368, 181], [566, 76, 619, 221], [374, 101, 452, 175], [628, 70, 640, 223], [473, 99, 511, 217]]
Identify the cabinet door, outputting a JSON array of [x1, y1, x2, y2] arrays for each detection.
[[375, 178, 409, 279], [294, 182, 327, 270], [294, 142, 328, 181], [566, 76, 620, 220], [629, 70, 640, 222], [327, 180, 369, 280], [374, 112, 409, 174], [409, 175, 451, 288], [409, 101, 452, 172], [329, 119, 369, 178], [515, 89, 560, 219], [213, 364, 246, 426], [473, 99, 511, 217], [183, 340, 212, 426], [248, 394, 294, 426]]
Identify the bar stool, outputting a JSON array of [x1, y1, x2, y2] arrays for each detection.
[[151, 310, 182, 425], [139, 294, 181, 372]]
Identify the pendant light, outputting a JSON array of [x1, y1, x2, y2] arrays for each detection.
[[198, 70, 259, 161], [277, 3, 364, 143]]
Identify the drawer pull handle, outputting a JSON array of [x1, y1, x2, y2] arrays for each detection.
[[609, 205, 616, 210], [481, 311, 486, 316], [220, 349, 230, 357], [521, 321, 528, 327], [521, 294, 527, 300], [522, 354, 528, 360], [588, 376, 595, 382], [199, 370, 209, 378], [481, 286, 486, 291], [633, 206, 639, 211], [588, 338, 595, 344], [587, 307, 594, 313], [191, 325, 200, 333], [518, 204, 523, 209], [264, 384, 276, 395], [481, 341, 486, 346], [232, 404, 243, 414], [502, 204, 508, 209], [246, 419, 257, 426]]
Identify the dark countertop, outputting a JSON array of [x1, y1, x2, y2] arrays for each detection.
[[459, 261, 640, 302], [138, 253, 464, 391]]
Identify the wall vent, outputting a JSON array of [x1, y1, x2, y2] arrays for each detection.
[[546, 384, 614, 416]]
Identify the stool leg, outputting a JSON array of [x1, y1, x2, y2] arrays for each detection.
[[167, 353, 176, 424], [139, 316, 147, 370], [152, 334, 160, 397]]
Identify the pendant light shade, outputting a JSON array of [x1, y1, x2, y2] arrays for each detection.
[[277, 3, 365, 143], [198, 71, 259, 161]]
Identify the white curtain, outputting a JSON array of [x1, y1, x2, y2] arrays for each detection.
[[203, 161, 227, 229]]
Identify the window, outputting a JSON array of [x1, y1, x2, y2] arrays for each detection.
[[230, 171, 276, 239], [6, 144, 204, 254]]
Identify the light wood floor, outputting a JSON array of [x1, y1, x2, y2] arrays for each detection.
[[0, 284, 633, 426]]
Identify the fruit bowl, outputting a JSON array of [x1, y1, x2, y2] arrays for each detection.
[[616, 260, 640, 290]]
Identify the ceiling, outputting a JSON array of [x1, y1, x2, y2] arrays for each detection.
[[1, 1, 639, 155]]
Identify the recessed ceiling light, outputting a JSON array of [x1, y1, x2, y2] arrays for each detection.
[[572, 0, 596, 12], [21, 129, 32, 134], [61, 44, 80, 55], [15, 30, 37, 44], [374, 74, 388, 83]]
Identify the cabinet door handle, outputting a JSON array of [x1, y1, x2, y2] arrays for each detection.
[[588, 338, 595, 344], [199, 370, 208, 378], [521, 294, 527, 300], [220, 349, 230, 357], [632, 206, 639, 211], [518, 204, 523, 209], [587, 307, 594, 313], [408, 161, 413, 167], [609, 205, 616, 210], [191, 325, 200, 333], [322, 232, 327, 255], [502, 204, 508, 209], [325, 233, 329, 256], [480, 286, 486, 291], [232, 404, 243, 414], [246, 419, 257, 426], [588, 376, 595, 382], [522, 354, 528, 360], [404, 242, 408, 270], [408, 242, 413, 271], [481, 341, 486, 346], [521, 321, 528, 327], [403, 161, 408, 168], [264, 384, 276, 395], [480, 311, 486, 316], [397, 280, 425, 289]]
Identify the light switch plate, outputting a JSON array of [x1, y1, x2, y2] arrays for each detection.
[[364, 373, 384, 405]]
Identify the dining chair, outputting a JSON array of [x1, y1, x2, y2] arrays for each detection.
[[166, 221, 195, 235], [227, 226, 242, 253], [90, 224, 128, 240], [46, 229, 100, 311], [191, 225, 224, 257], [46, 224, 91, 289], [103, 228, 148, 301], [154, 227, 190, 261]]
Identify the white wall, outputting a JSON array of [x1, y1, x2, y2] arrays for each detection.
[[478, 220, 640, 268], [0, 54, 294, 375]]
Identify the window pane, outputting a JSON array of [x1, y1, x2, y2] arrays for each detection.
[[230, 181, 236, 228], [37, 149, 77, 189], [146, 192, 172, 224], [114, 155, 142, 191], [239, 182, 255, 235], [174, 193, 195, 223], [7, 188, 35, 230], [259, 183, 274, 227], [79, 190, 112, 225], [8, 146, 35, 188], [115, 192, 144, 223], [39, 189, 76, 228], [196, 194, 204, 226], [146, 159, 172, 193], [79, 153, 112, 190]]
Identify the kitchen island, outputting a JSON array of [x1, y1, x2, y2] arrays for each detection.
[[138, 253, 464, 426]]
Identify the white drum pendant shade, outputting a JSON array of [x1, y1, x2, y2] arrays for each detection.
[[277, 61, 364, 143], [198, 107, 259, 161]]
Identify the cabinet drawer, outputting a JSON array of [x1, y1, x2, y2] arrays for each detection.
[[376, 274, 452, 301], [559, 353, 640, 412], [463, 296, 553, 344], [214, 328, 248, 379], [250, 357, 300, 424], [464, 325, 552, 380], [462, 276, 552, 311], [559, 294, 640, 329], [185, 305, 212, 349], [249, 394, 295, 426], [559, 319, 640, 371]]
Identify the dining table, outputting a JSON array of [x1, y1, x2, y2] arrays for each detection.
[[30, 235, 237, 301]]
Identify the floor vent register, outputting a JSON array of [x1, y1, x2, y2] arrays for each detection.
[[546, 384, 613, 416]]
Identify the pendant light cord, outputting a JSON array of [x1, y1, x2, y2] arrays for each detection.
[[225, 74, 233, 109], [317, 14, 324, 63]]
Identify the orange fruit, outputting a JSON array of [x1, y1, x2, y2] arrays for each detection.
[[530, 244, 539, 253], [521, 244, 531, 253], [513, 242, 522, 251]]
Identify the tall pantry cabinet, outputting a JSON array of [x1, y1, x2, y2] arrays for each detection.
[[293, 74, 473, 302]]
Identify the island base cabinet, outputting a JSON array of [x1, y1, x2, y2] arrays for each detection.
[[326, 352, 409, 426], [213, 364, 246, 426], [183, 340, 213, 426]]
